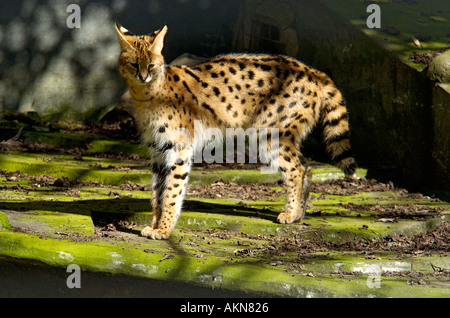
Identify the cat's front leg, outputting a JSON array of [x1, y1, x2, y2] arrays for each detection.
[[148, 156, 168, 230], [142, 147, 192, 239]]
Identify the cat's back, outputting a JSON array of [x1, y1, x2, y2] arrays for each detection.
[[166, 53, 330, 95]]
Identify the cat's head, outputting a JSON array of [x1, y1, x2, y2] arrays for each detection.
[[115, 24, 167, 84]]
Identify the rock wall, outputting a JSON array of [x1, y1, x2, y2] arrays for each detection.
[[234, 0, 449, 190], [0, 0, 240, 119], [432, 84, 450, 189]]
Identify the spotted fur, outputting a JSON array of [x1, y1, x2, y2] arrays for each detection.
[[115, 24, 356, 239]]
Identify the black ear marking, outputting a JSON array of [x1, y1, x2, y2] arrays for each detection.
[[115, 22, 134, 35]]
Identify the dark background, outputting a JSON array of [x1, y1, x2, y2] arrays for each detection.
[[0, 0, 448, 192]]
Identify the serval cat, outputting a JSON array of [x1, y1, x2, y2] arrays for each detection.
[[115, 24, 356, 239]]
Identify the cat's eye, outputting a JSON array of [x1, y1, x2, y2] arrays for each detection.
[[130, 63, 139, 70], [148, 64, 155, 71]]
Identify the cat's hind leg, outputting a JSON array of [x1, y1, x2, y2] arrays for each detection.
[[275, 140, 312, 224]]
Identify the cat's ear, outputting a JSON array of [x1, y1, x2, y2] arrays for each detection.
[[149, 25, 168, 55], [115, 23, 135, 52]]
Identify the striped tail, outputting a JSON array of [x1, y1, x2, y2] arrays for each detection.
[[321, 87, 357, 177]]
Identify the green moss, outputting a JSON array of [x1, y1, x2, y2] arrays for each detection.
[[0, 212, 11, 231], [0, 152, 153, 186], [189, 169, 282, 185], [1, 142, 448, 297], [0, 232, 168, 275], [0, 151, 366, 189], [428, 49, 450, 83], [21, 131, 94, 149], [190, 167, 367, 184], [1, 231, 448, 297], [1, 166, 446, 242], [87, 140, 148, 157], [312, 167, 367, 181], [16, 211, 95, 236], [321, 0, 450, 70]]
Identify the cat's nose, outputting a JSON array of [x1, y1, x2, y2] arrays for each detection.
[[138, 73, 149, 82]]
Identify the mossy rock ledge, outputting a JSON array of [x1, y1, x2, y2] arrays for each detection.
[[428, 50, 450, 83], [0, 147, 448, 297]]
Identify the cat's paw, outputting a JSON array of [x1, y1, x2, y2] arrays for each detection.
[[141, 226, 170, 240], [277, 212, 297, 224]]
